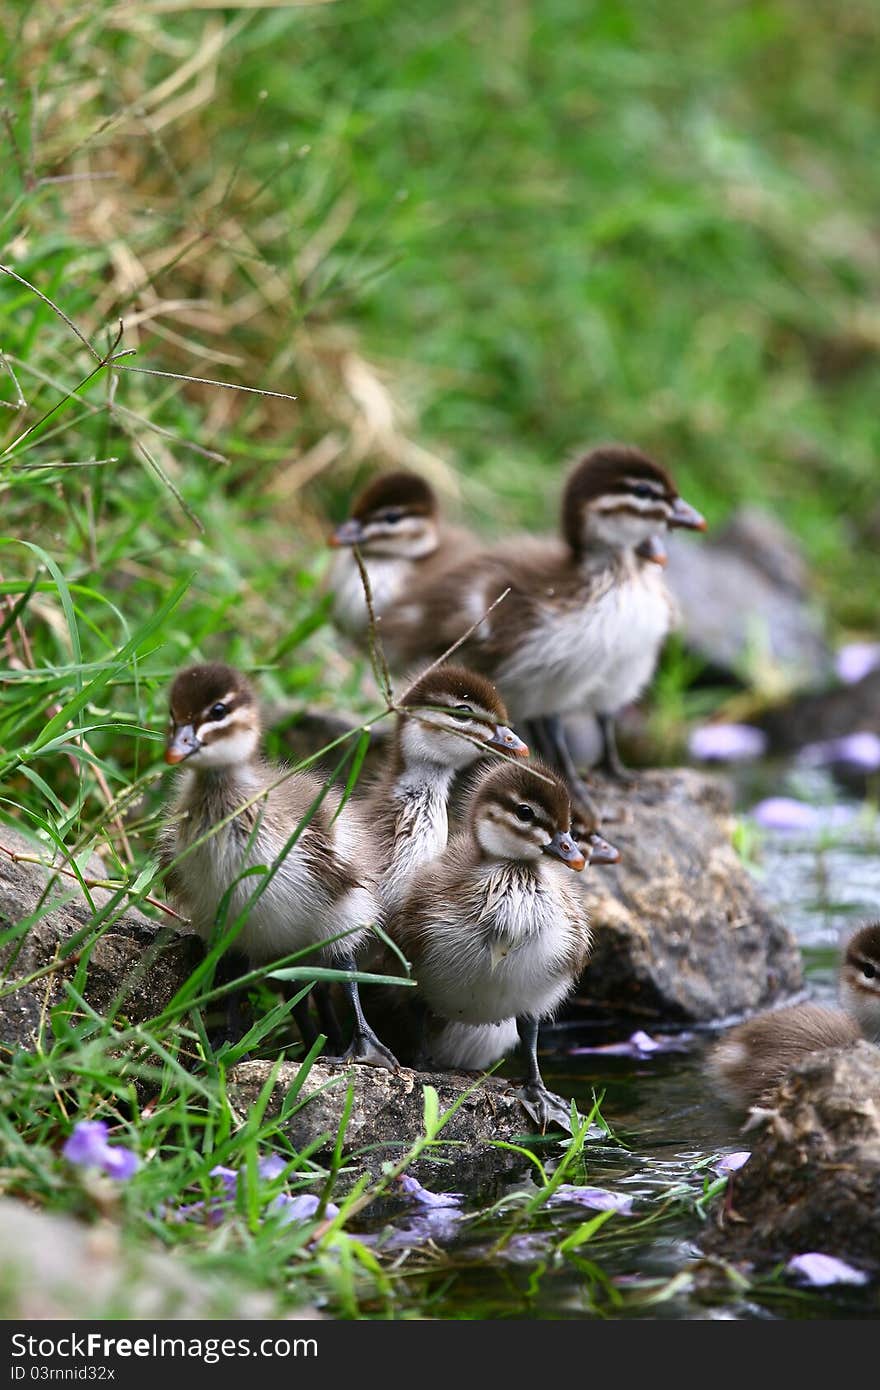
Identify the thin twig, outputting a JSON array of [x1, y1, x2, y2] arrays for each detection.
[[114, 363, 298, 400], [0, 842, 186, 921], [0, 264, 101, 361], [351, 545, 393, 706], [8, 596, 135, 863]]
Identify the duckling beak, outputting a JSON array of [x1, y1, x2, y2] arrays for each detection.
[[544, 830, 586, 871], [329, 518, 365, 547], [488, 724, 530, 757], [165, 724, 201, 765], [587, 831, 621, 866], [636, 535, 667, 566], [669, 497, 707, 531]]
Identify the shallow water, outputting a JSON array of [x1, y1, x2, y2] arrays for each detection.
[[363, 772, 880, 1320]]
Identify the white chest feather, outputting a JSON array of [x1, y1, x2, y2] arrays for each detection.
[[168, 788, 378, 965], [416, 865, 586, 1025], [330, 551, 409, 638], [497, 568, 671, 719], [381, 777, 450, 911]]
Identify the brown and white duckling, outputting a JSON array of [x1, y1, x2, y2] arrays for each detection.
[[389, 760, 591, 1129], [328, 470, 473, 642], [706, 922, 880, 1109], [157, 662, 396, 1067], [383, 445, 705, 819], [362, 663, 528, 912]]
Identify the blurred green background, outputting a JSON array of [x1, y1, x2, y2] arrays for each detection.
[[2, 0, 879, 848]]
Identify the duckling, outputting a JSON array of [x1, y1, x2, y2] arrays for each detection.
[[706, 922, 880, 1109], [362, 663, 528, 912], [328, 470, 474, 642], [157, 662, 397, 1067], [389, 760, 591, 1129], [383, 445, 705, 819]]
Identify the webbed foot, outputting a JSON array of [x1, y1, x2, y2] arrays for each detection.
[[337, 1027, 400, 1071], [519, 1082, 575, 1135]]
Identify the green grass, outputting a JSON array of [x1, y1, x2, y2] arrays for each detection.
[[1, 0, 879, 1319]]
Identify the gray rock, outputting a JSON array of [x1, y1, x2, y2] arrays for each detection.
[[0, 825, 201, 1053], [666, 506, 832, 687], [572, 770, 803, 1023], [0, 1197, 316, 1318], [703, 1042, 880, 1272], [228, 1058, 544, 1173]]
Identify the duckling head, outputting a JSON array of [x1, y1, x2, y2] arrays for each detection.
[[329, 471, 440, 559], [840, 922, 880, 1040], [467, 760, 586, 869], [398, 664, 528, 773], [164, 662, 260, 771], [561, 444, 705, 558]]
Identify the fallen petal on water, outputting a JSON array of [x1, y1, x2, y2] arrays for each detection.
[[714, 1151, 751, 1175], [688, 723, 768, 762], [398, 1174, 463, 1208], [798, 732, 880, 771], [749, 797, 856, 832], [786, 1253, 868, 1287], [835, 643, 880, 685], [549, 1185, 634, 1214]]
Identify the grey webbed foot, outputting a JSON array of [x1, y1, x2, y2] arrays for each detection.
[[519, 1082, 575, 1135], [338, 1027, 400, 1071]]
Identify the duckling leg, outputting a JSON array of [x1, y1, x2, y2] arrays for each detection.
[[336, 954, 400, 1070], [314, 985, 345, 1054], [516, 1015, 574, 1135], [596, 712, 634, 782], [208, 950, 249, 1049], [410, 997, 431, 1071], [290, 990, 320, 1052], [538, 716, 604, 832]]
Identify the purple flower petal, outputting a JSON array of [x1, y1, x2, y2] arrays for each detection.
[[688, 724, 767, 762], [63, 1121, 110, 1167], [208, 1164, 238, 1199], [798, 732, 880, 772], [101, 1147, 139, 1180], [63, 1121, 138, 1180], [270, 1193, 340, 1225], [398, 1174, 463, 1208], [786, 1253, 868, 1287], [379, 1208, 464, 1250], [749, 797, 856, 832], [835, 643, 880, 685], [569, 1029, 687, 1058], [549, 1185, 634, 1214], [258, 1154, 287, 1181], [714, 1151, 750, 1176]]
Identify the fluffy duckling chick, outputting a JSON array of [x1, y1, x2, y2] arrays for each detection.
[[361, 663, 528, 912], [328, 470, 474, 642], [157, 662, 396, 1067], [706, 922, 880, 1109], [389, 760, 591, 1129], [383, 445, 705, 819]]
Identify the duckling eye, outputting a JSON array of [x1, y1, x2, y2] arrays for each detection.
[[862, 962, 876, 980], [208, 703, 228, 721], [450, 704, 473, 721], [515, 804, 535, 823], [632, 484, 656, 500], [383, 508, 403, 524]]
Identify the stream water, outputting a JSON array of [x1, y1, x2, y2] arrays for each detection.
[[361, 769, 880, 1320]]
